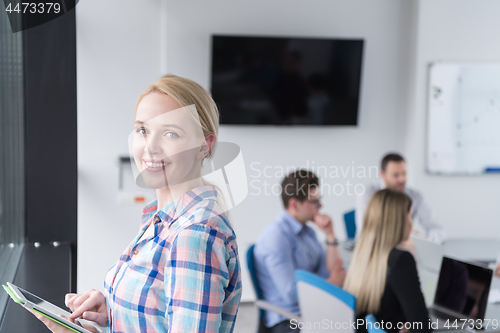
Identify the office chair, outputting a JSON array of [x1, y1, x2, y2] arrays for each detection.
[[247, 245, 300, 333], [365, 314, 387, 333], [344, 210, 356, 240], [295, 269, 356, 333]]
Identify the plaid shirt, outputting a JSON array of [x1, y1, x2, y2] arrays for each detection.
[[104, 186, 242, 333]]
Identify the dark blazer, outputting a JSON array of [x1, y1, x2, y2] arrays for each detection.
[[358, 248, 432, 333]]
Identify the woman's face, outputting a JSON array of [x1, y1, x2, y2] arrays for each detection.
[[405, 208, 414, 240], [132, 92, 206, 190]]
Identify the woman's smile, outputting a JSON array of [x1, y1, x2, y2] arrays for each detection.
[[143, 159, 172, 172]]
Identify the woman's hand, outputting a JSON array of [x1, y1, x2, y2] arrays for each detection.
[[26, 307, 101, 333], [399, 327, 410, 333], [66, 289, 108, 327], [327, 259, 346, 287]]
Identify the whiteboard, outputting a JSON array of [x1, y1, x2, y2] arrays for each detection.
[[427, 62, 500, 175]]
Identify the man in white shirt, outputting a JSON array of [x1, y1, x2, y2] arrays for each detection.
[[356, 153, 446, 243]]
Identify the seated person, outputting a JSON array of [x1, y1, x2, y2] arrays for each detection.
[[345, 189, 431, 333], [254, 170, 345, 333], [356, 153, 446, 243]]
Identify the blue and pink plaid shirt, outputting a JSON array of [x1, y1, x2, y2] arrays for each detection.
[[104, 186, 242, 332]]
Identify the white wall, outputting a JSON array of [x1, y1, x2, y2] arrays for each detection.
[[77, 0, 487, 304], [77, 0, 416, 300], [75, 0, 500, 308], [76, 0, 163, 293], [165, 0, 416, 301], [404, 0, 500, 239]]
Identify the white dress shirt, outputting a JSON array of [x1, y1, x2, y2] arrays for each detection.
[[355, 182, 446, 243]]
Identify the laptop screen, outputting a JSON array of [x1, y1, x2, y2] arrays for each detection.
[[434, 257, 493, 320]]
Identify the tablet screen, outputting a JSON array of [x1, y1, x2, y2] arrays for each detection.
[[17, 287, 74, 320], [5, 283, 100, 333]]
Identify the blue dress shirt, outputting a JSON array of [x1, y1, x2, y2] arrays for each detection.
[[253, 210, 329, 327]]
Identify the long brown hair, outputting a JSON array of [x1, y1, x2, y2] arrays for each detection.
[[344, 189, 412, 314]]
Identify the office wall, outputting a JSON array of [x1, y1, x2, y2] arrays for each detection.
[[76, 0, 417, 300], [404, 0, 500, 239], [76, 0, 163, 293], [165, 0, 417, 300]]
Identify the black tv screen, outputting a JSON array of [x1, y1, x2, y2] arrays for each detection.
[[210, 35, 363, 125]]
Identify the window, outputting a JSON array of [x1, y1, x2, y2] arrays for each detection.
[[0, 9, 25, 315]]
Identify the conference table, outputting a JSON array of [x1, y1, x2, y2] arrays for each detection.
[[339, 238, 500, 332]]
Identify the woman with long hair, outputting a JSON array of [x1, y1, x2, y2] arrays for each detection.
[[32, 75, 242, 332], [344, 189, 431, 333]]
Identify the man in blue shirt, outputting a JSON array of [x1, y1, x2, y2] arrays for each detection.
[[254, 170, 346, 333]]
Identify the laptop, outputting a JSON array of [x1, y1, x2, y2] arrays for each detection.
[[428, 256, 493, 330]]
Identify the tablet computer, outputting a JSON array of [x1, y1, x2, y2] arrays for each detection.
[[2, 282, 103, 333]]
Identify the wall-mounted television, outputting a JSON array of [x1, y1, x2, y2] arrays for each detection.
[[210, 35, 364, 125]]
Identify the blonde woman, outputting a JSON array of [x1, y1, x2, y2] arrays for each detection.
[[32, 75, 242, 332], [344, 189, 431, 333]]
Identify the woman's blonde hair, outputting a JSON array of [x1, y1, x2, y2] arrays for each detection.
[[136, 74, 219, 160], [344, 189, 412, 315]]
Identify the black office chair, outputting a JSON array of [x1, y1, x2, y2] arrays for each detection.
[[246, 244, 300, 333]]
